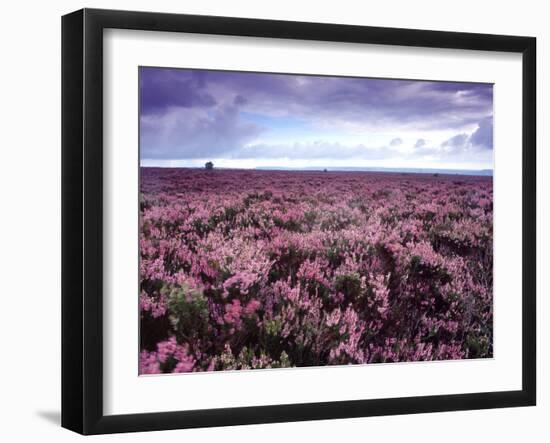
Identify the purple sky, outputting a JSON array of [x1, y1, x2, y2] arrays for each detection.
[[139, 67, 493, 170]]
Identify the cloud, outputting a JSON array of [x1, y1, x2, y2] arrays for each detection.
[[414, 139, 426, 148], [233, 94, 248, 106], [217, 75, 493, 132], [469, 117, 493, 150], [438, 118, 494, 155], [141, 104, 264, 159], [140, 68, 493, 132], [441, 133, 469, 154], [140, 68, 216, 115], [390, 137, 403, 146]]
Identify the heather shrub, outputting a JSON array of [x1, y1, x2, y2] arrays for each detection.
[[139, 168, 493, 374]]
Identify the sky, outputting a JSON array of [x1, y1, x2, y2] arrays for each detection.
[[139, 67, 494, 170]]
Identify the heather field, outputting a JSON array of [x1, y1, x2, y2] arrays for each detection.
[[139, 168, 493, 374]]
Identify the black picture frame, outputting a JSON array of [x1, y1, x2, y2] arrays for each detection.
[[61, 8, 536, 435]]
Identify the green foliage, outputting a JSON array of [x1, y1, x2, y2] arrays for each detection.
[[408, 255, 451, 284], [303, 210, 318, 230], [277, 351, 291, 368], [139, 193, 152, 212], [165, 283, 210, 342], [215, 345, 291, 370], [334, 273, 362, 300], [466, 334, 490, 358], [264, 319, 282, 337]]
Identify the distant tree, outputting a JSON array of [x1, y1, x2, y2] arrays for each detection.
[[323, 168, 328, 173], [205, 161, 214, 170]]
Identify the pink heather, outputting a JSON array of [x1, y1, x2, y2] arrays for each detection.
[[139, 168, 493, 372]]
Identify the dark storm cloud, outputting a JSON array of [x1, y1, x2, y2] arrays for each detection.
[[438, 118, 494, 155], [140, 68, 217, 115], [141, 104, 264, 159], [442, 133, 469, 150], [203, 73, 492, 131], [469, 117, 493, 150]]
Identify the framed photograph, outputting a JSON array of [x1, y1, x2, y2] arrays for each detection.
[[61, 8, 536, 435]]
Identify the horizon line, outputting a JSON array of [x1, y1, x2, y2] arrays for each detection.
[[140, 165, 493, 176]]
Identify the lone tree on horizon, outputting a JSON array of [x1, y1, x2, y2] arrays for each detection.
[[205, 161, 214, 170]]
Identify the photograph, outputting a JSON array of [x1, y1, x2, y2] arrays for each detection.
[[138, 67, 494, 374], [55, 5, 538, 436]]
